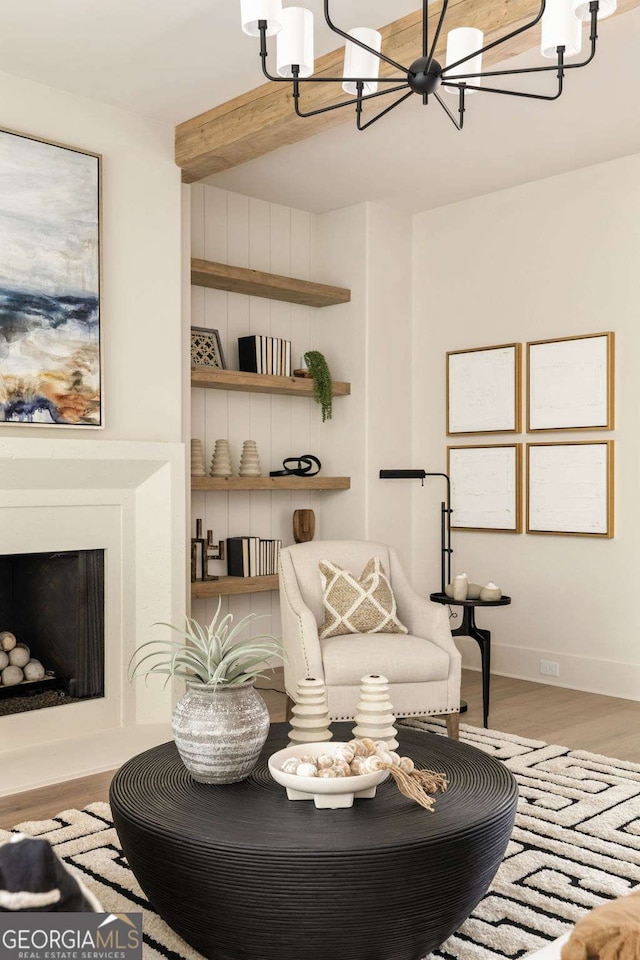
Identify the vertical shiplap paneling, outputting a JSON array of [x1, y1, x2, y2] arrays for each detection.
[[190, 186, 322, 639]]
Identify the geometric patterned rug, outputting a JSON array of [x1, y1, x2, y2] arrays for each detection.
[[2, 722, 640, 960]]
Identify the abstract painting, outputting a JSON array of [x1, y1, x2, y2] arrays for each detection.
[[447, 343, 521, 435], [527, 441, 614, 537], [0, 129, 101, 426]]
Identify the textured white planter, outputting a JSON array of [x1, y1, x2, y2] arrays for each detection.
[[352, 674, 399, 749], [172, 681, 270, 784]]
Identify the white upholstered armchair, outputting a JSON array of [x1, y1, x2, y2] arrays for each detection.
[[278, 540, 462, 738]]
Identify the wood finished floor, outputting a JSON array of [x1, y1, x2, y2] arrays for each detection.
[[2, 668, 640, 829]]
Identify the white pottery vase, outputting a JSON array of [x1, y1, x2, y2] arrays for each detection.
[[288, 677, 332, 743], [172, 681, 270, 784], [352, 674, 399, 749]]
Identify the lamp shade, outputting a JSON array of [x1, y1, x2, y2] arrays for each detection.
[[541, 0, 583, 57], [241, 0, 282, 37], [573, 0, 616, 18], [277, 7, 314, 78], [342, 27, 382, 96], [444, 27, 484, 95]]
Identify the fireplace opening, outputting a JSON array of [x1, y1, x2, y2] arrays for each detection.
[[0, 550, 105, 718]]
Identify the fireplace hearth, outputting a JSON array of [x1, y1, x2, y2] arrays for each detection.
[[0, 550, 105, 717]]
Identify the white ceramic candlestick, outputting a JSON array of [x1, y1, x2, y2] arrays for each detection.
[[210, 439, 233, 477], [288, 677, 333, 743], [352, 674, 398, 749], [190, 439, 206, 477], [453, 573, 469, 601], [239, 440, 261, 477]]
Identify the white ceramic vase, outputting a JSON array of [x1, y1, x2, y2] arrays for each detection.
[[239, 440, 261, 478], [172, 681, 270, 784], [190, 439, 206, 477], [210, 439, 233, 477], [352, 674, 399, 749]]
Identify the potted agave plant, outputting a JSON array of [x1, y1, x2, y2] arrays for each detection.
[[129, 600, 285, 785]]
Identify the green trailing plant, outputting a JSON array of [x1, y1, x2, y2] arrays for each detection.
[[128, 599, 285, 688], [304, 350, 333, 422]]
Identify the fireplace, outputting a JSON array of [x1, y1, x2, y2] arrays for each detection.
[[0, 549, 105, 717]]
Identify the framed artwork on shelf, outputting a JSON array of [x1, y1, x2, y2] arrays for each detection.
[[446, 343, 521, 435], [0, 128, 101, 427], [527, 441, 614, 538], [448, 443, 522, 534], [191, 326, 226, 369], [527, 332, 614, 432]]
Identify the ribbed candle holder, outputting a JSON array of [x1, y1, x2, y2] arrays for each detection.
[[288, 677, 332, 744], [191, 439, 206, 477], [210, 439, 233, 477], [352, 674, 399, 749]]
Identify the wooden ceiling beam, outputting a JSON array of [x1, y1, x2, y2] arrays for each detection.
[[176, 0, 633, 183]]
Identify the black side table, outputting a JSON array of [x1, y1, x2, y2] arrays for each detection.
[[430, 593, 512, 729]]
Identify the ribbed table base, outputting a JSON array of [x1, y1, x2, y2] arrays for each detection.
[[111, 723, 517, 960]]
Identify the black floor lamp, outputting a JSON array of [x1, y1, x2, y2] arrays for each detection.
[[379, 469, 452, 594]]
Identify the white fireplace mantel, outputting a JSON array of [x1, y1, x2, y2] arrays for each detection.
[[0, 437, 186, 798]]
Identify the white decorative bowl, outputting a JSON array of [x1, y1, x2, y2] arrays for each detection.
[[268, 741, 389, 809]]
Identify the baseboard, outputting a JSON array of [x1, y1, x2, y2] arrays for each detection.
[[455, 636, 640, 703], [0, 723, 172, 799]]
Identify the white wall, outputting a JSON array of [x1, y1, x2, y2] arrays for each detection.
[[412, 153, 640, 701], [0, 69, 183, 442]]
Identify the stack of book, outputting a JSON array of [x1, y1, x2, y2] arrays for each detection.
[[227, 537, 283, 578], [238, 336, 292, 376]]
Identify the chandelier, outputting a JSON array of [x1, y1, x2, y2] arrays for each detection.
[[240, 0, 615, 131]]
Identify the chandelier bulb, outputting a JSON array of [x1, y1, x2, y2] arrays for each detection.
[[444, 27, 484, 95], [240, 0, 283, 37], [277, 7, 315, 78], [541, 0, 583, 57], [573, 0, 616, 18], [342, 28, 382, 96]]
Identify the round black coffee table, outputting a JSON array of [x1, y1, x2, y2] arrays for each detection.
[[110, 722, 517, 960]]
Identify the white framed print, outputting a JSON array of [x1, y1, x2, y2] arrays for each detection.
[[527, 332, 614, 431], [527, 441, 614, 538], [447, 343, 521, 435], [448, 444, 522, 534]]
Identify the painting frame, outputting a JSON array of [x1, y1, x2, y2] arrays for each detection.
[[190, 326, 226, 370], [446, 342, 521, 436], [526, 440, 614, 539], [527, 332, 615, 432], [0, 125, 103, 429], [447, 443, 523, 534]]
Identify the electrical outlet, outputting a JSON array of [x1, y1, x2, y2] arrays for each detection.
[[540, 659, 560, 678]]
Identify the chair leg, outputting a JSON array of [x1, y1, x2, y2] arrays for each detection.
[[285, 695, 295, 722], [445, 712, 460, 741]]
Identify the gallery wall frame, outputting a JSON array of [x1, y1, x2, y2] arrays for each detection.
[[446, 343, 521, 436], [526, 332, 615, 432], [526, 440, 614, 539], [0, 126, 103, 428], [447, 443, 523, 534]]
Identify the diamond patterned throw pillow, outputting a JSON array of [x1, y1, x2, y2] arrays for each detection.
[[319, 557, 408, 640]]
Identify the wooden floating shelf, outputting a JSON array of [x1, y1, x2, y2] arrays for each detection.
[[191, 366, 351, 398], [192, 476, 350, 492], [191, 258, 350, 308], [192, 575, 279, 599]]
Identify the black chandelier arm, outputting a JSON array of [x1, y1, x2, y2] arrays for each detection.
[[434, 88, 465, 131], [292, 76, 410, 119], [426, 0, 449, 73], [441, 65, 564, 103], [442, 0, 546, 77], [423, 0, 429, 57], [323, 0, 410, 75], [441, 9, 598, 84], [356, 85, 414, 131]]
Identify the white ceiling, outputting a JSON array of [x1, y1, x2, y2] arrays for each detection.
[[1, 1, 638, 214]]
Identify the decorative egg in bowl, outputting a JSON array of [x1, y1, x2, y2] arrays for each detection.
[[268, 741, 389, 809]]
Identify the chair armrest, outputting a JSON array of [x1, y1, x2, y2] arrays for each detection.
[[278, 550, 325, 696], [389, 548, 460, 659]]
